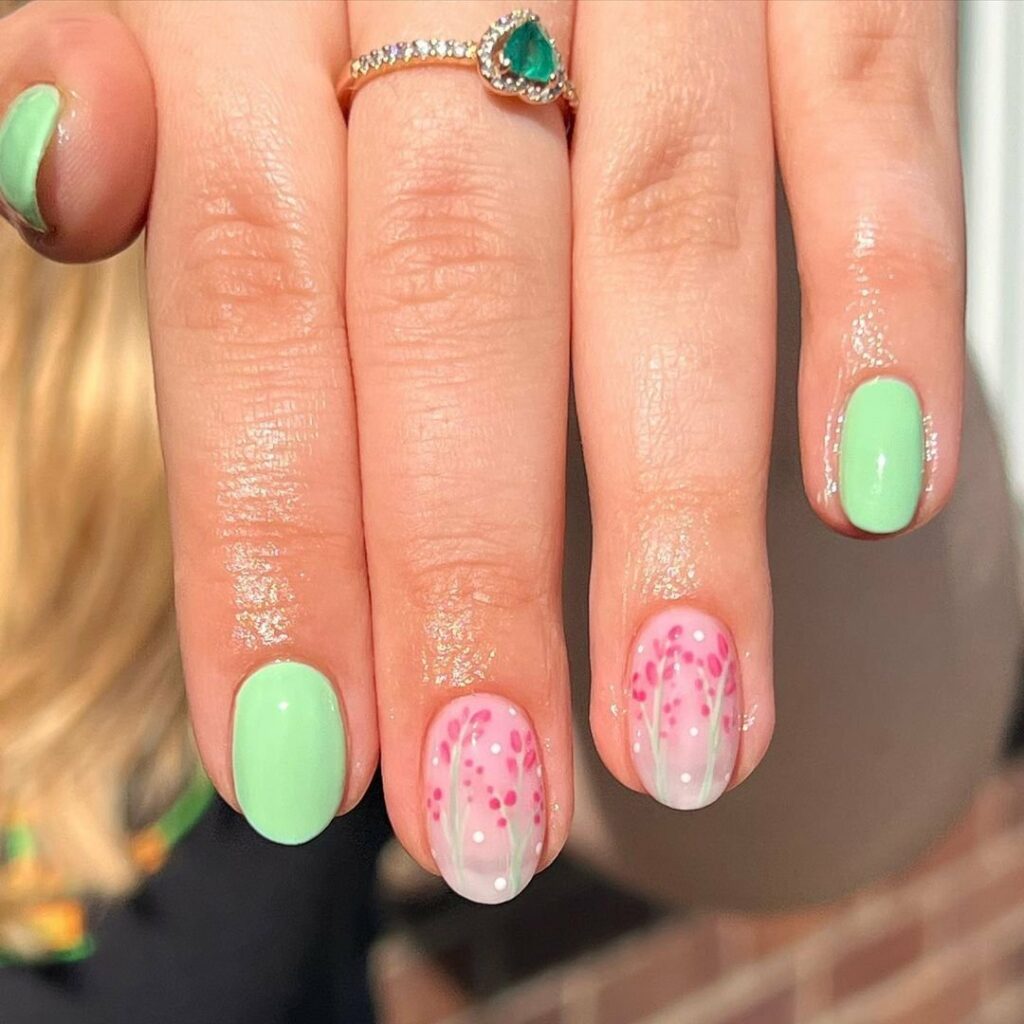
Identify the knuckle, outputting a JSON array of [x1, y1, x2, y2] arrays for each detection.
[[166, 101, 340, 345], [831, 4, 934, 113], [587, 79, 743, 263], [355, 116, 542, 334], [402, 531, 553, 618]]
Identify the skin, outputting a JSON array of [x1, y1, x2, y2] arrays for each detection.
[[0, 0, 980, 901]]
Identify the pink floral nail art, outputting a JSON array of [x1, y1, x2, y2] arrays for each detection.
[[423, 693, 545, 904], [627, 608, 741, 810]]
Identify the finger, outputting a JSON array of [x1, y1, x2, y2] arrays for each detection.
[[0, 1, 154, 261], [119, 1, 376, 843], [769, 0, 964, 535], [572, 0, 776, 808], [345, 1, 573, 902]]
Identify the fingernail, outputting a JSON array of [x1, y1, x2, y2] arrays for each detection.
[[0, 84, 61, 232], [424, 693, 545, 904], [232, 661, 346, 845], [627, 607, 741, 810], [839, 376, 924, 534]]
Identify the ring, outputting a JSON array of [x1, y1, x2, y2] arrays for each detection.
[[338, 9, 578, 131]]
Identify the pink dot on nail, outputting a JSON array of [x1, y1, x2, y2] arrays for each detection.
[[683, 651, 694, 663], [708, 654, 722, 678], [447, 720, 460, 741], [463, 779, 471, 786], [497, 817, 507, 828], [489, 797, 501, 810], [433, 787, 442, 800], [645, 661, 657, 683], [504, 790, 517, 806], [701, 704, 711, 717], [633, 690, 647, 702], [669, 717, 677, 726], [465, 758, 473, 767], [663, 703, 672, 714], [533, 791, 541, 803], [476, 766, 484, 775], [533, 814, 541, 825], [432, 811, 440, 821], [717, 633, 729, 658], [510, 730, 523, 753], [669, 625, 683, 640]]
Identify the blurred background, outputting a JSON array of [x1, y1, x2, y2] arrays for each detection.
[[368, 3, 1024, 1023]]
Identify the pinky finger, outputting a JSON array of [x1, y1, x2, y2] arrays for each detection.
[[769, 0, 963, 536], [0, 3, 154, 261]]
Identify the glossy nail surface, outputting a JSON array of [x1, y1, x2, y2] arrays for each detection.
[[424, 694, 545, 904], [232, 661, 346, 845], [0, 84, 60, 232], [839, 376, 924, 534], [628, 607, 740, 810]]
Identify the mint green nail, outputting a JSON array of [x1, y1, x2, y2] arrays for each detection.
[[839, 376, 924, 534], [233, 661, 346, 845], [0, 84, 61, 232]]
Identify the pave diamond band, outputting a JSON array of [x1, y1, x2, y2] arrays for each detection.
[[337, 10, 578, 131]]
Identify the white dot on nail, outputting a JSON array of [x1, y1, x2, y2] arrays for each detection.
[[689, 726, 699, 737], [632, 742, 641, 753], [490, 743, 502, 755], [494, 877, 508, 892], [508, 707, 517, 716], [693, 630, 705, 642], [472, 830, 485, 844], [431, 757, 439, 767], [681, 772, 692, 784], [535, 842, 543, 855]]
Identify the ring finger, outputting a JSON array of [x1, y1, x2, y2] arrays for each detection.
[[345, 0, 574, 902]]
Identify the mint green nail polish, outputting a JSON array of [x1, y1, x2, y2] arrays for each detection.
[[233, 661, 346, 845], [0, 84, 61, 232], [839, 376, 924, 534]]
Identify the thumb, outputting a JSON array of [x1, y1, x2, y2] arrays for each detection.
[[0, 3, 154, 262]]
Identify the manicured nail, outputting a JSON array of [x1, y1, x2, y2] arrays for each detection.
[[0, 84, 61, 232], [628, 608, 741, 810], [424, 694, 545, 904], [232, 661, 346, 845], [839, 376, 924, 535]]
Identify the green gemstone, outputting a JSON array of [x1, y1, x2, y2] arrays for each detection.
[[502, 20, 557, 83]]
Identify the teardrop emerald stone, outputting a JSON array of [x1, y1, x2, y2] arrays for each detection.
[[502, 21, 557, 83]]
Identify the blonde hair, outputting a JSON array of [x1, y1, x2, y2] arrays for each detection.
[[0, 229, 193, 956]]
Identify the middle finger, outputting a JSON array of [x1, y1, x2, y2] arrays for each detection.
[[346, 0, 574, 903]]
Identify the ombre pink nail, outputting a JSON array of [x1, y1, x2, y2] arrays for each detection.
[[423, 693, 545, 904], [627, 607, 741, 810]]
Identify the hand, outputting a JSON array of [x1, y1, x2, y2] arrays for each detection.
[[0, 0, 963, 904]]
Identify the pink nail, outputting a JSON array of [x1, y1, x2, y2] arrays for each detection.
[[627, 607, 741, 810], [423, 693, 545, 904]]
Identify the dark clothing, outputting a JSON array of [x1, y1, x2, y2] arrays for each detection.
[[0, 783, 390, 1024]]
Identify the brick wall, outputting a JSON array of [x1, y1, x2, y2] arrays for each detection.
[[371, 760, 1024, 1024]]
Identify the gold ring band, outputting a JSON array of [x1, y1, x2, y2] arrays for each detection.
[[337, 9, 578, 132]]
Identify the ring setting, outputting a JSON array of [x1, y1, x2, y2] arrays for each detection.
[[339, 9, 577, 126]]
